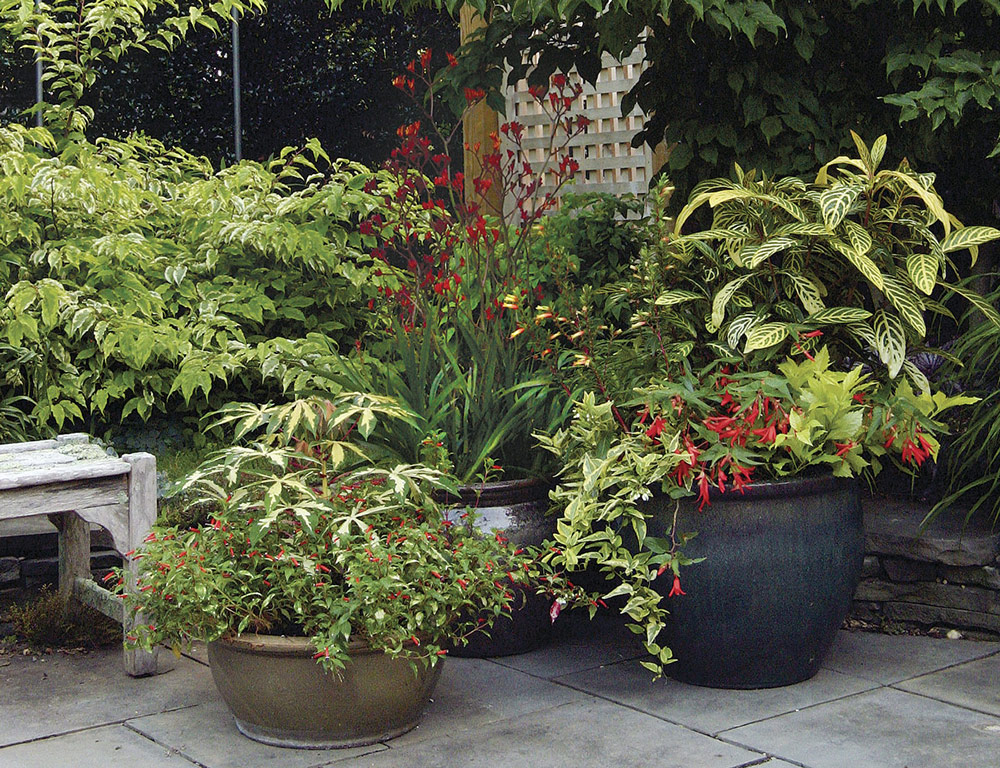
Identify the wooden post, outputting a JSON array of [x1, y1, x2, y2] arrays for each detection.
[[122, 452, 159, 677], [459, 5, 503, 217], [53, 434, 95, 606]]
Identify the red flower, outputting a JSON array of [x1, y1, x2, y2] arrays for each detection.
[[645, 416, 667, 440], [668, 575, 685, 597], [446, 52, 458, 67], [697, 471, 711, 511], [464, 87, 486, 104], [420, 48, 432, 69]]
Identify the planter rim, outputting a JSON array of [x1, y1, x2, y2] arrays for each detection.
[[216, 633, 419, 657], [695, 472, 856, 504], [436, 476, 554, 506]]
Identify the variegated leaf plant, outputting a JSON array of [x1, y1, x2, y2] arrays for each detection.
[[654, 132, 1000, 389]]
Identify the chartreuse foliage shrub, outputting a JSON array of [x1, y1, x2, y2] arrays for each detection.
[[0, 124, 385, 433]]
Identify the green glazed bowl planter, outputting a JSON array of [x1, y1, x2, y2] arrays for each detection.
[[207, 634, 442, 748], [645, 474, 863, 689]]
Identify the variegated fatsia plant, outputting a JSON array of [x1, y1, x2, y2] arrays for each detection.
[[651, 132, 1000, 390]]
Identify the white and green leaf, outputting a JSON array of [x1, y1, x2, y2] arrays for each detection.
[[873, 309, 907, 378], [744, 322, 790, 353]]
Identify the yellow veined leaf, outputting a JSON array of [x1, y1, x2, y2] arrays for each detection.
[[654, 290, 704, 307], [741, 236, 798, 268], [830, 239, 885, 290], [726, 312, 762, 350], [807, 307, 872, 324], [870, 135, 887, 172], [744, 322, 790, 353], [673, 191, 715, 235], [906, 250, 940, 295], [873, 309, 907, 378], [902, 359, 930, 395], [712, 274, 755, 328], [815, 155, 868, 186], [819, 184, 862, 229], [772, 222, 832, 237], [885, 170, 951, 235], [842, 220, 873, 255], [786, 273, 826, 315], [940, 225, 1000, 254], [882, 276, 926, 337], [850, 130, 873, 175]]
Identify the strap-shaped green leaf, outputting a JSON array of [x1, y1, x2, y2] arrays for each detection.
[[943, 282, 1000, 327], [808, 307, 873, 324], [654, 289, 703, 307], [873, 309, 907, 378], [886, 171, 950, 234], [850, 131, 873, 175], [906, 250, 940, 295], [711, 273, 754, 327], [902, 359, 930, 394], [940, 225, 1000, 254], [830, 239, 885, 290], [882, 276, 926, 337], [744, 322, 789, 353], [820, 184, 862, 229]]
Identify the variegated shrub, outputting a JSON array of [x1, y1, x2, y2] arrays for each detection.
[[655, 132, 1000, 389]]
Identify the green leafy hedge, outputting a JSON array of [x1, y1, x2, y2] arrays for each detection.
[[0, 124, 385, 433]]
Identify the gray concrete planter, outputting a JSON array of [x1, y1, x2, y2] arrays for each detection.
[[645, 474, 864, 689], [207, 634, 442, 748]]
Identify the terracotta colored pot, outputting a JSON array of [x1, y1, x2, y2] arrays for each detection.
[[207, 634, 442, 748], [644, 474, 863, 689]]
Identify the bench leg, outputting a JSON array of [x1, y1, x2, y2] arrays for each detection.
[[55, 512, 90, 605], [123, 453, 159, 677]]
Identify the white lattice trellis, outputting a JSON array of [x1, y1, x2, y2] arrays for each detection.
[[503, 47, 656, 214]]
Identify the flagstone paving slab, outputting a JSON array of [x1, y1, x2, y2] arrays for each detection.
[[555, 660, 877, 735], [722, 687, 1000, 768], [329, 698, 766, 768], [0, 648, 215, 747], [895, 653, 1000, 716], [821, 630, 1000, 684], [0, 724, 199, 768], [490, 622, 646, 679], [127, 698, 386, 768], [378, 657, 590, 747]]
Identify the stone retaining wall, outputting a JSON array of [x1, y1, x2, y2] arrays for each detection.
[[852, 497, 1000, 636]]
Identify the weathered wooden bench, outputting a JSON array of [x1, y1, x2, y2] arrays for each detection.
[[0, 433, 159, 676]]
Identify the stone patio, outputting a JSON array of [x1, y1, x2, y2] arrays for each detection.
[[2, 614, 999, 768]]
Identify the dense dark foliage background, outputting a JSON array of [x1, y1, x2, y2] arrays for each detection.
[[2, 0, 457, 166]]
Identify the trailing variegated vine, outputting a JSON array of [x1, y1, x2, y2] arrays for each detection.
[[655, 132, 1000, 389]]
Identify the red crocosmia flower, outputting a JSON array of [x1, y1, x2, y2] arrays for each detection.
[[668, 575, 685, 597], [645, 416, 667, 440], [464, 87, 486, 104]]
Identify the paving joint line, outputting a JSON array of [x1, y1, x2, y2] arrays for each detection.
[[0, 702, 203, 751], [121, 720, 207, 767], [886, 683, 1000, 720]]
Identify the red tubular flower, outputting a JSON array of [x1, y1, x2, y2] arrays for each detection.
[[420, 48, 432, 69], [668, 575, 685, 597], [446, 52, 458, 67], [645, 416, 667, 440], [834, 441, 855, 459], [697, 472, 711, 511]]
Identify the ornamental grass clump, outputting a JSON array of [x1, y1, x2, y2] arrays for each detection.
[[120, 395, 570, 669]]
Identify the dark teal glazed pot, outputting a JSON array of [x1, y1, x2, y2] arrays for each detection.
[[441, 478, 556, 658], [645, 474, 863, 689]]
